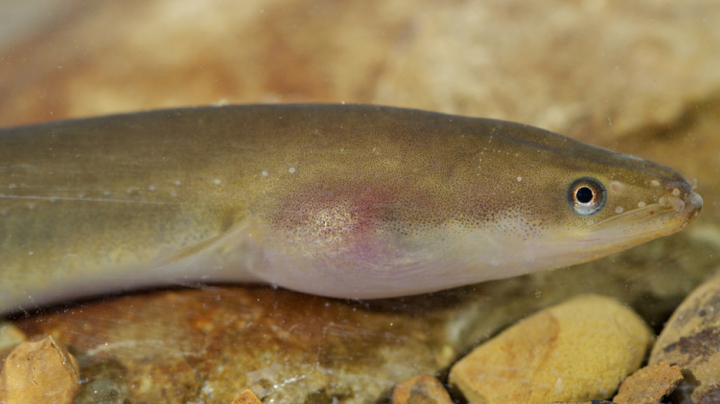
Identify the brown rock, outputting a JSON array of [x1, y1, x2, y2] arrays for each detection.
[[0, 336, 80, 404], [650, 271, 720, 404], [613, 362, 683, 404], [551, 401, 614, 404], [0, 322, 26, 351], [449, 295, 653, 404], [231, 389, 262, 404], [3, 1, 720, 147], [15, 287, 488, 404], [392, 374, 452, 404]]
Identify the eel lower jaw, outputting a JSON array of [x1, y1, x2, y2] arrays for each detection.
[[580, 190, 703, 243]]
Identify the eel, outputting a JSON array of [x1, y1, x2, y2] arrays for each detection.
[[0, 104, 703, 312]]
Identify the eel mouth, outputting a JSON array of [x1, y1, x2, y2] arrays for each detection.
[[583, 189, 702, 240]]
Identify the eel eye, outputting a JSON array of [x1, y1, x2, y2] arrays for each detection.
[[568, 177, 606, 216]]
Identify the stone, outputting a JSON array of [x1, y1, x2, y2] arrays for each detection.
[[551, 401, 614, 404], [0, 336, 80, 404], [15, 287, 491, 404], [449, 295, 653, 404], [231, 390, 262, 404], [0, 322, 26, 351], [650, 271, 720, 404], [392, 374, 452, 404], [612, 362, 683, 404]]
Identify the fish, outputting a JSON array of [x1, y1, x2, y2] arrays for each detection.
[[0, 104, 702, 311]]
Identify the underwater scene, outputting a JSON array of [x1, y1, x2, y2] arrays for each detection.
[[0, 1, 719, 403]]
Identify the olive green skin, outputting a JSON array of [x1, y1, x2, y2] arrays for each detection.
[[0, 104, 702, 310]]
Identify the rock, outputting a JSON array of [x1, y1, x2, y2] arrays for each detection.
[[231, 390, 262, 404], [392, 374, 452, 404], [3, 1, 720, 146], [612, 362, 683, 404], [16, 287, 496, 404], [551, 401, 614, 404], [0, 336, 80, 404], [449, 295, 653, 404], [0, 322, 26, 351], [650, 271, 720, 404]]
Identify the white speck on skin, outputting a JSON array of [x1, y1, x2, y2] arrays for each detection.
[[27, 203, 35, 210], [616, 207, 624, 213], [148, 185, 156, 191], [517, 177, 522, 182], [651, 180, 660, 186], [175, 180, 181, 186], [672, 188, 681, 196], [289, 167, 296, 174], [28, 251, 33, 255], [638, 202, 646, 208], [261, 171, 268, 177], [610, 181, 623, 193], [213, 179, 221, 185], [103, 191, 111, 196], [8, 184, 16, 189]]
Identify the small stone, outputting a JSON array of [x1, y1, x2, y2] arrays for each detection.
[[0, 336, 80, 404], [231, 389, 262, 404], [650, 272, 720, 404], [551, 401, 614, 404], [449, 294, 653, 404], [612, 362, 683, 404], [392, 374, 453, 404], [0, 322, 26, 351]]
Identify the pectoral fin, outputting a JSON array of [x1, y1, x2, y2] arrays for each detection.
[[149, 216, 251, 272]]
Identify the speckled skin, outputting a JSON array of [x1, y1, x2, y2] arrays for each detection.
[[0, 104, 702, 310]]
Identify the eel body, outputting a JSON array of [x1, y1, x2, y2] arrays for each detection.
[[0, 104, 702, 311]]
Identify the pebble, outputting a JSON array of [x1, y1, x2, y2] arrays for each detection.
[[449, 294, 653, 404], [0, 322, 26, 351], [392, 374, 453, 404], [231, 389, 262, 404], [650, 271, 720, 404], [551, 401, 614, 404], [612, 362, 683, 404], [0, 336, 80, 404]]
